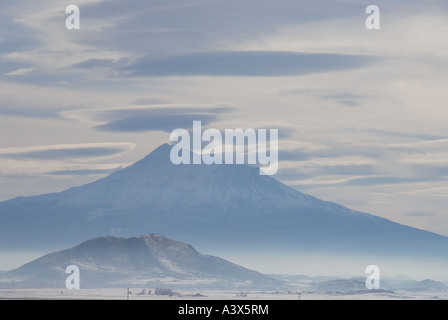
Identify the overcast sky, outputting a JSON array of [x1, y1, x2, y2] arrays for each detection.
[[1, 0, 448, 237]]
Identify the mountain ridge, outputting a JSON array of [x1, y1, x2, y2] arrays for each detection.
[[0, 233, 281, 289]]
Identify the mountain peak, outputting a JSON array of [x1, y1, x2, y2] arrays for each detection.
[[1, 143, 448, 267], [146, 142, 172, 156], [133, 143, 172, 165]]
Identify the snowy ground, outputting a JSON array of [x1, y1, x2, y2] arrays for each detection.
[[0, 288, 447, 300]]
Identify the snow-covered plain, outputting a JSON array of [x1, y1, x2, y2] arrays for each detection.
[[1, 288, 447, 300]]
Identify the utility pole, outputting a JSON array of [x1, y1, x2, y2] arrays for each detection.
[[127, 287, 130, 300]]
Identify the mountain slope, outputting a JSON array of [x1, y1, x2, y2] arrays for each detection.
[[0, 234, 280, 289], [0, 143, 447, 260]]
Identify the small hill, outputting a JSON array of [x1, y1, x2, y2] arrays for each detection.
[[0, 234, 281, 290]]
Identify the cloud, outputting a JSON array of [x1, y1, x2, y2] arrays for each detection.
[[404, 211, 436, 217], [342, 127, 444, 142], [62, 104, 235, 133], [95, 107, 296, 135], [278, 150, 312, 162], [97, 113, 218, 133], [278, 89, 373, 108], [321, 92, 367, 107], [46, 168, 122, 176], [71, 58, 121, 69], [0, 105, 60, 118], [132, 98, 172, 105], [276, 152, 377, 179], [285, 175, 377, 187], [0, 143, 135, 161], [282, 156, 376, 169], [341, 176, 431, 187], [66, 0, 366, 58], [5, 67, 35, 76], [125, 51, 379, 77]]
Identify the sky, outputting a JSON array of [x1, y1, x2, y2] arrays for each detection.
[[1, 0, 448, 240]]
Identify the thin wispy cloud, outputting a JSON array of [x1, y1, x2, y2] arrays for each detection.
[[46, 167, 123, 176], [0, 143, 135, 161], [61, 104, 235, 132], [126, 51, 378, 77]]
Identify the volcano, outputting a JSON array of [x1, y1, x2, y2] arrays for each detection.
[[1, 143, 447, 265]]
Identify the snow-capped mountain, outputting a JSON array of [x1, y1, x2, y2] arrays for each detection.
[[0, 234, 280, 289], [0, 143, 447, 260]]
